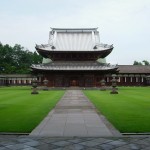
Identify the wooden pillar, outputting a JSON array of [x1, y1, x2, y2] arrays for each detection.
[[141, 77, 143, 82], [107, 77, 109, 82]]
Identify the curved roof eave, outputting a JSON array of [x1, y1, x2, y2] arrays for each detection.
[[31, 65, 118, 72], [35, 47, 113, 59]]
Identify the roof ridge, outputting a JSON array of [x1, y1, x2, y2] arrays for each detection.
[[50, 27, 98, 31]]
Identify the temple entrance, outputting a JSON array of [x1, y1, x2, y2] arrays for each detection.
[[70, 80, 77, 86], [70, 77, 79, 86]]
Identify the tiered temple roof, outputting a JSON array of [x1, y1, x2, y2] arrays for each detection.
[[35, 28, 113, 61], [32, 28, 117, 71], [36, 28, 113, 51]]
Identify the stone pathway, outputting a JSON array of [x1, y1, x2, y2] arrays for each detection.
[[30, 90, 121, 137], [0, 135, 150, 150]]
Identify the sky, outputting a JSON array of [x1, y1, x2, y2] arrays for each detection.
[[0, 0, 150, 65]]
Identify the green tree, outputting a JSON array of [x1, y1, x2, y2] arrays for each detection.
[[142, 60, 150, 66], [133, 61, 143, 65], [133, 60, 150, 66], [0, 43, 42, 74]]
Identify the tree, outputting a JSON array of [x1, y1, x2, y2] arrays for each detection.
[[0, 43, 42, 74], [133, 60, 150, 66], [133, 61, 143, 65], [142, 60, 150, 66]]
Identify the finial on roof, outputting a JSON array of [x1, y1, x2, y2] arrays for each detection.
[[51, 46, 55, 49], [93, 45, 97, 49]]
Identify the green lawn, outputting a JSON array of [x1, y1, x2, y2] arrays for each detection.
[[0, 86, 65, 133], [84, 87, 150, 133]]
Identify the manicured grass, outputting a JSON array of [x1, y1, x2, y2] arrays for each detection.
[[84, 87, 150, 133], [0, 86, 65, 133]]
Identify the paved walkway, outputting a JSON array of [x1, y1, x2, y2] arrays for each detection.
[[30, 90, 121, 137], [0, 135, 150, 150]]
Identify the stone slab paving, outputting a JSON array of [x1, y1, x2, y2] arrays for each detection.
[[0, 135, 150, 150], [30, 90, 121, 137]]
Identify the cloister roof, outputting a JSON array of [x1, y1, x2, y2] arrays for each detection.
[[118, 65, 150, 74]]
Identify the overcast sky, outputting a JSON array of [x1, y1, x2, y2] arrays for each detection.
[[0, 0, 150, 65]]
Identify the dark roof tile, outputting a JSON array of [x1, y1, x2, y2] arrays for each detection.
[[118, 65, 150, 74]]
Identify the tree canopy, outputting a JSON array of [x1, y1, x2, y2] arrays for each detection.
[[142, 60, 150, 66], [0, 42, 42, 74], [133, 60, 150, 66]]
